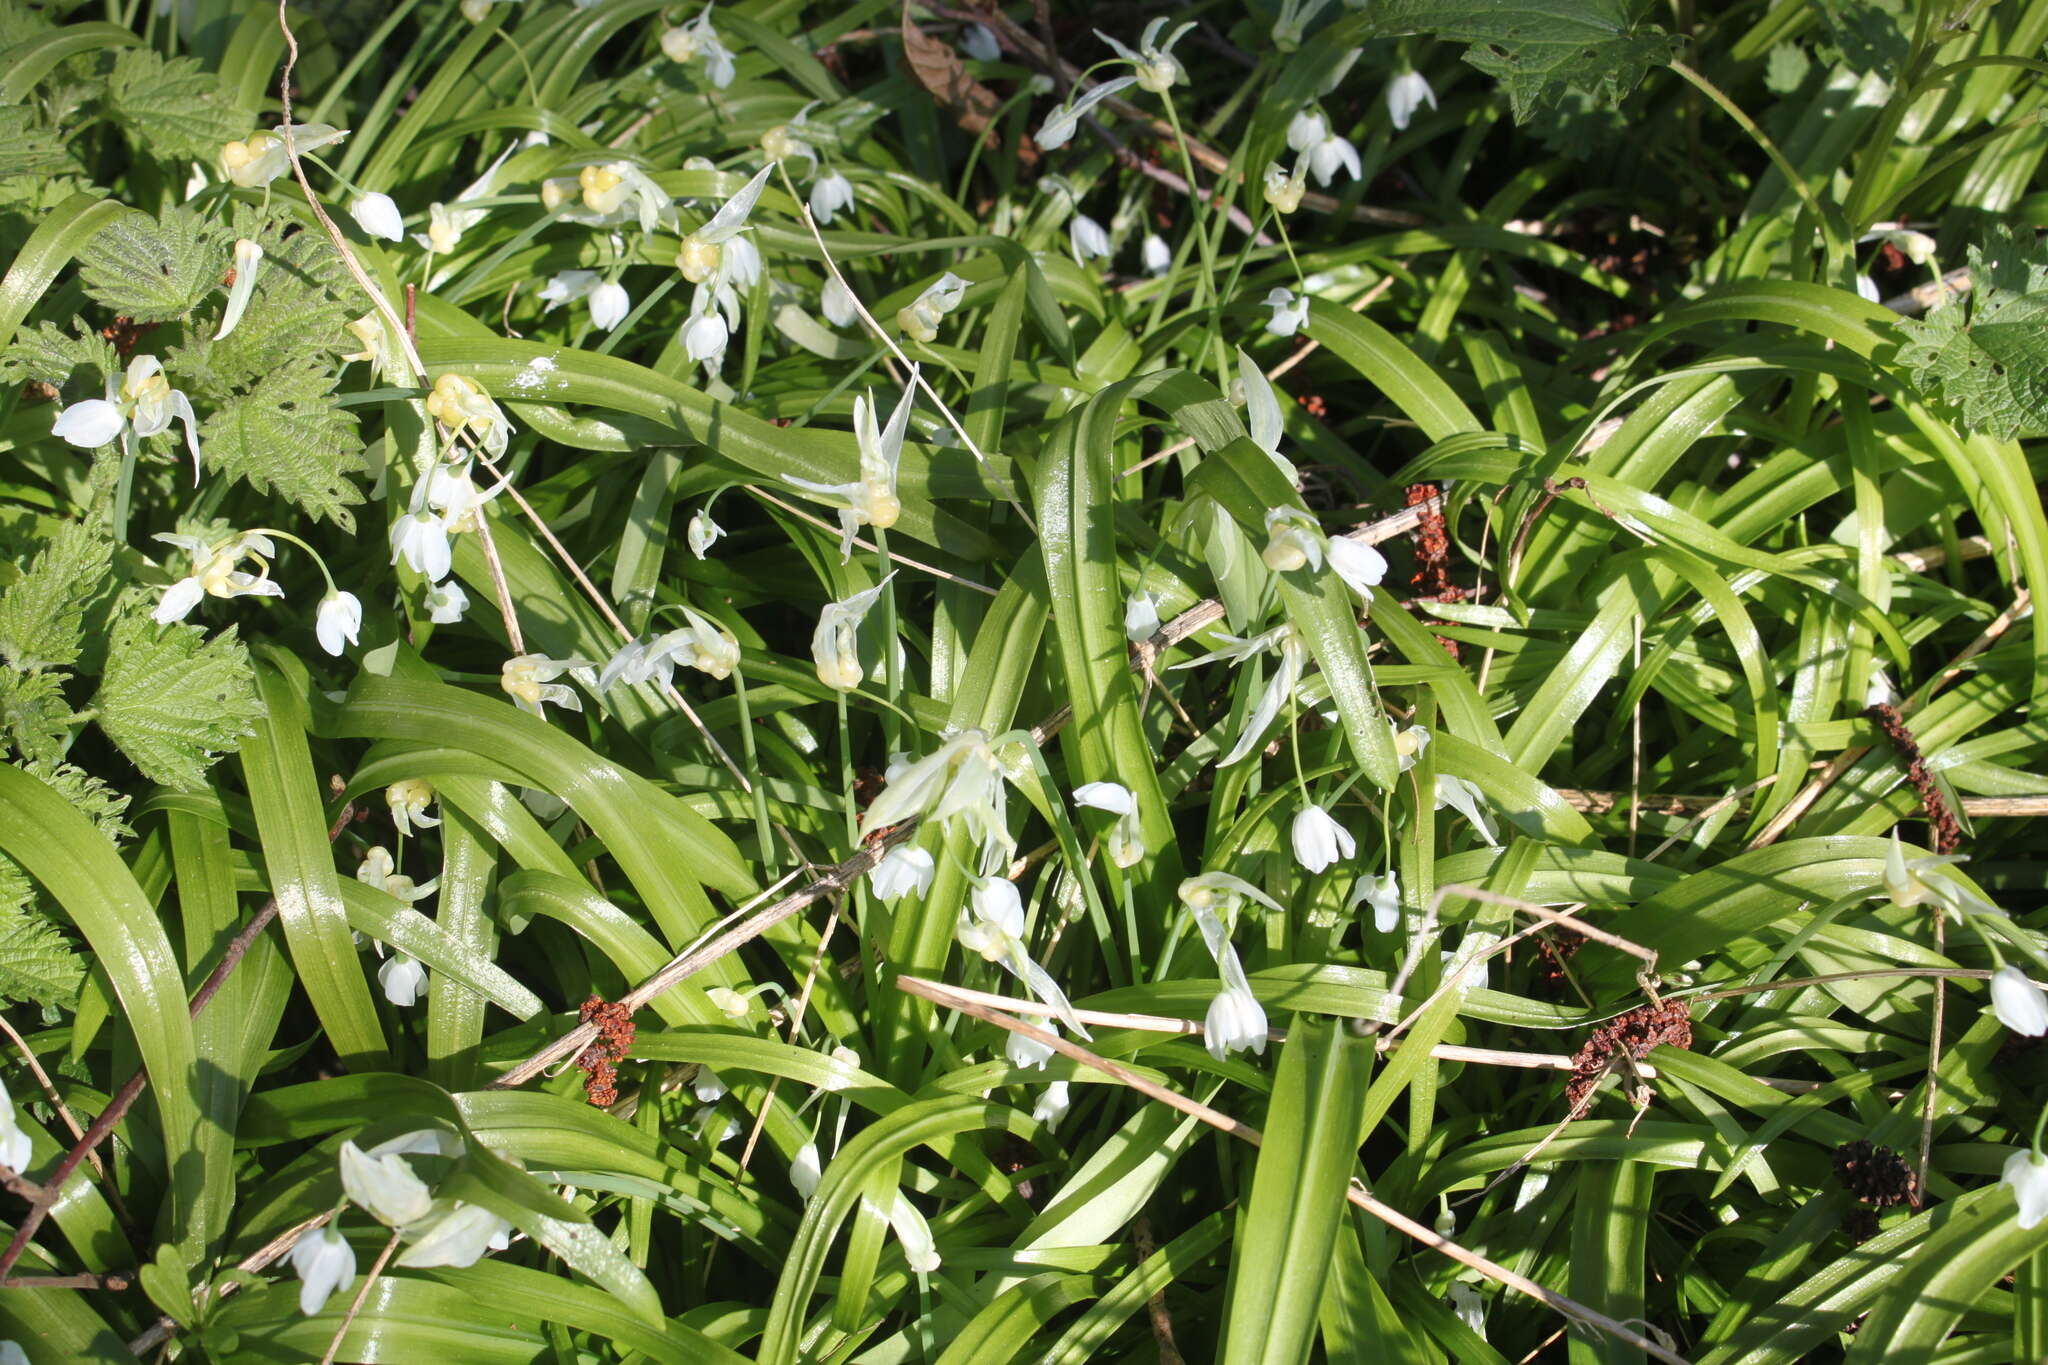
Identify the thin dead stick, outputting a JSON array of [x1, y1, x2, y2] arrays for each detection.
[[1689, 966, 1990, 1000], [319, 1229, 401, 1365], [739, 895, 846, 1171], [131, 1214, 334, 1354], [896, 976, 1692, 1365], [0, 801, 354, 1283], [1920, 917, 1946, 1199], [1444, 886, 1657, 967], [1558, 786, 2044, 819], [469, 511, 525, 655], [745, 486, 998, 595], [0, 1271, 133, 1291]]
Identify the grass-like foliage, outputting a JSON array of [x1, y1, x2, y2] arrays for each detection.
[[0, 0, 2044, 1361]]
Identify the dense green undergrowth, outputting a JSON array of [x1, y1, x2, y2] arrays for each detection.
[[0, 0, 2045, 1360]]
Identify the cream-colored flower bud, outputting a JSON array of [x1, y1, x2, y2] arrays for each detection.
[[676, 233, 722, 283]]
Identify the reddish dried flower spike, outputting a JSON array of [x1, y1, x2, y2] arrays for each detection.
[[1565, 999, 1692, 1112]]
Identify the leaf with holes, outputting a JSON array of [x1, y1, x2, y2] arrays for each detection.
[[199, 362, 368, 529], [1897, 225, 2048, 440], [92, 601, 259, 791], [77, 204, 228, 325]]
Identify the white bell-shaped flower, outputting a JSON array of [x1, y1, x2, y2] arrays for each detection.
[[1435, 774, 1499, 846], [1882, 830, 2001, 922], [2007, 1148, 2048, 1229], [687, 508, 725, 558], [1291, 804, 1355, 872], [1141, 233, 1171, 274], [661, 4, 736, 86], [787, 371, 917, 560], [821, 275, 859, 328], [810, 170, 855, 225], [1035, 75, 1137, 150], [394, 1201, 513, 1268], [213, 238, 264, 341], [500, 652, 594, 719], [896, 272, 968, 342], [588, 280, 631, 331], [149, 530, 284, 624], [676, 165, 773, 286], [1286, 109, 1362, 186], [424, 578, 469, 624], [869, 845, 936, 902], [53, 353, 204, 482], [0, 1076, 33, 1172], [1204, 954, 1269, 1061], [1349, 871, 1401, 933], [1262, 505, 1324, 573], [316, 590, 363, 656], [290, 1224, 356, 1316], [1264, 286, 1309, 337], [682, 307, 729, 370], [811, 575, 895, 691], [1096, 18, 1194, 94], [338, 1139, 434, 1228], [791, 1142, 823, 1199], [386, 779, 439, 835], [961, 23, 1000, 62], [1386, 70, 1438, 131], [1328, 536, 1389, 598], [1069, 212, 1111, 262], [1125, 591, 1161, 641], [1992, 965, 2048, 1037], [1007, 1020, 1058, 1070], [349, 192, 405, 241], [378, 953, 427, 1006], [1032, 1079, 1072, 1129], [389, 510, 452, 582]]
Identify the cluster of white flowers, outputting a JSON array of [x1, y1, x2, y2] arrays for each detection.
[[1180, 874, 1281, 1060], [675, 165, 773, 373]]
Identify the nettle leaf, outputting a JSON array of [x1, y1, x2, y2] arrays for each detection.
[[101, 48, 246, 162], [199, 362, 368, 529], [92, 600, 258, 791], [0, 518, 116, 670], [1817, 0, 1909, 74], [27, 758, 132, 844], [0, 319, 122, 390], [0, 671, 75, 765], [0, 888, 85, 1010], [178, 215, 355, 395], [1367, 0, 1680, 122], [78, 204, 230, 325], [1897, 226, 2048, 440], [0, 107, 76, 183]]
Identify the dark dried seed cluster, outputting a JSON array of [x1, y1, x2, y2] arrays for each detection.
[[1864, 703, 1962, 854], [576, 996, 637, 1108], [1565, 999, 1693, 1111], [1831, 1139, 1916, 1208]]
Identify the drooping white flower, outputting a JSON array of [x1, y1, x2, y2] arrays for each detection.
[[1125, 591, 1161, 641], [1204, 972, 1268, 1061], [1435, 774, 1499, 846], [1393, 724, 1430, 772], [355, 845, 437, 904], [810, 170, 855, 225], [350, 192, 405, 241], [52, 354, 204, 481], [762, 105, 821, 168], [682, 308, 729, 370], [1178, 872, 1284, 931], [1386, 70, 1438, 131], [1032, 1079, 1072, 1129], [1448, 1282, 1485, 1336], [424, 578, 469, 624], [821, 275, 859, 328], [1286, 109, 1362, 187], [1141, 233, 1171, 274], [1992, 965, 2048, 1037], [1883, 830, 2002, 922], [1075, 781, 1145, 867], [588, 280, 631, 331], [961, 22, 1001, 62], [220, 123, 348, 188], [1069, 212, 1111, 262], [1856, 274, 1881, 303], [1262, 505, 1324, 573], [958, 875, 1093, 1038], [1007, 1020, 1057, 1070], [539, 270, 597, 312], [2007, 1148, 2048, 1229], [1262, 159, 1307, 214], [661, 4, 737, 87], [316, 590, 363, 656], [213, 238, 264, 341], [896, 271, 968, 342], [386, 779, 439, 835], [415, 202, 461, 254], [1036, 76, 1137, 150], [425, 372, 513, 458], [149, 530, 284, 624], [0, 1076, 33, 1172], [597, 607, 739, 691], [1174, 624, 1306, 768], [1264, 286, 1309, 337], [887, 1192, 941, 1273], [500, 653, 594, 719], [290, 1224, 356, 1316], [791, 1142, 823, 1198], [1073, 781, 1135, 816], [378, 953, 427, 1006], [1328, 536, 1389, 598], [811, 574, 896, 691], [390, 511, 451, 582], [858, 729, 1013, 863], [1865, 666, 1899, 708], [1350, 871, 1401, 933], [869, 845, 936, 902], [1096, 18, 1194, 94], [394, 1201, 513, 1268], [338, 1139, 435, 1228], [787, 372, 917, 560], [1291, 804, 1355, 873], [576, 162, 676, 234], [676, 164, 773, 286], [687, 508, 725, 559]]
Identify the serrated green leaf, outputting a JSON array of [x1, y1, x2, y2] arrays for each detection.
[[0, 106, 73, 182], [1897, 226, 2048, 439], [1368, 0, 1680, 122], [199, 363, 368, 529], [101, 48, 244, 161], [77, 203, 228, 324], [179, 215, 354, 392], [92, 601, 258, 791], [1817, 0, 1908, 74], [0, 318, 120, 389], [0, 670, 73, 764], [0, 517, 114, 670], [22, 759, 130, 843]]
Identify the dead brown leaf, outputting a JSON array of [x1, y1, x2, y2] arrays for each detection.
[[900, 4, 1036, 165]]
